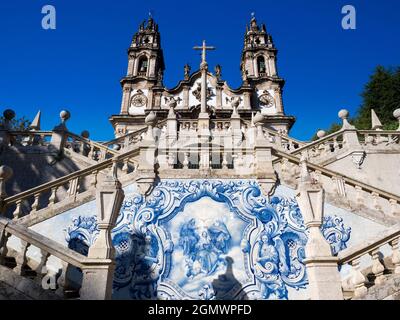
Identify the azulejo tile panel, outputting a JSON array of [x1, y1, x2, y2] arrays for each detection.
[[66, 180, 351, 300]]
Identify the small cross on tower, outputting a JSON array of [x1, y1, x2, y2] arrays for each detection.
[[193, 40, 215, 68]]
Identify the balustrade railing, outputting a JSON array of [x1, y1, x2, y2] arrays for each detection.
[[338, 224, 400, 299], [8, 131, 53, 147], [0, 217, 111, 299], [358, 130, 400, 148], [274, 149, 400, 219], [291, 130, 345, 161], [2, 150, 139, 220], [65, 132, 118, 162]]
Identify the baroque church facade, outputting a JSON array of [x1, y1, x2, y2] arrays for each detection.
[[0, 16, 400, 300]]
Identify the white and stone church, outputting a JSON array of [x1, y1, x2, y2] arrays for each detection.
[[0, 16, 400, 300]]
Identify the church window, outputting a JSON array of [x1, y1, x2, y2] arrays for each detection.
[[138, 57, 148, 74], [257, 56, 266, 74]]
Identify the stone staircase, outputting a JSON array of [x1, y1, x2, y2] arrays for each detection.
[[1, 113, 400, 300]]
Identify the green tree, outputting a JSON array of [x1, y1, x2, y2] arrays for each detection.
[[314, 66, 400, 139], [0, 115, 30, 131]]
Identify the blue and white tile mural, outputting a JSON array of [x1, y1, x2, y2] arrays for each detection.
[[65, 180, 351, 300]]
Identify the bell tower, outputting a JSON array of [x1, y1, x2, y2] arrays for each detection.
[[240, 15, 278, 80], [240, 15, 294, 133], [126, 17, 165, 79], [110, 16, 165, 137]]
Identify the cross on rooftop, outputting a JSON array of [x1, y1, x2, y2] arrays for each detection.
[[193, 40, 215, 65]]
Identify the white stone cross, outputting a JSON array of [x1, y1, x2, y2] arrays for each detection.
[[193, 40, 215, 65]]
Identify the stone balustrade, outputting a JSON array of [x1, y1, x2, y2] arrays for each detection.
[[338, 224, 400, 299], [0, 216, 114, 299], [65, 132, 118, 161], [291, 130, 345, 161], [2, 150, 138, 220], [358, 130, 400, 148], [103, 121, 167, 151], [274, 149, 400, 222], [8, 131, 53, 147], [262, 128, 304, 152], [158, 147, 255, 170]]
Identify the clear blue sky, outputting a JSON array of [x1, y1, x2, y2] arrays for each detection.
[[1, 0, 399, 141]]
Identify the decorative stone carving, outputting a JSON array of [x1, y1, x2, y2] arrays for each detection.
[[214, 64, 222, 80], [184, 64, 191, 80], [192, 83, 213, 102], [66, 180, 351, 300]]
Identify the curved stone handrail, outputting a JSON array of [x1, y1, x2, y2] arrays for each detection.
[[103, 119, 167, 149], [0, 217, 113, 299], [65, 131, 119, 161], [338, 224, 400, 264], [291, 129, 345, 156], [3, 147, 140, 218], [273, 149, 400, 203], [337, 224, 400, 299]]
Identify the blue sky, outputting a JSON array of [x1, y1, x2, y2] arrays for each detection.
[[0, 0, 399, 141]]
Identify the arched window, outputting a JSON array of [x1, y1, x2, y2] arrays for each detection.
[[138, 56, 148, 74], [257, 56, 266, 75]]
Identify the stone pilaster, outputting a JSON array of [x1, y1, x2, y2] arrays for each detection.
[[296, 156, 343, 300], [253, 113, 276, 196], [49, 111, 70, 157], [80, 161, 125, 300], [136, 112, 157, 194]]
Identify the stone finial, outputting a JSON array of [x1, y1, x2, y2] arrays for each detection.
[[1, 109, 15, 131], [393, 108, 400, 131], [145, 111, 157, 127], [3, 109, 15, 121], [60, 110, 71, 123], [30, 110, 41, 131], [338, 109, 355, 130], [253, 112, 264, 126], [0, 165, 13, 199], [53, 110, 70, 132], [317, 130, 326, 139], [81, 130, 90, 139], [371, 109, 383, 131]]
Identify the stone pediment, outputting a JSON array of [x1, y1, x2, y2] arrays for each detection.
[[161, 69, 248, 111]]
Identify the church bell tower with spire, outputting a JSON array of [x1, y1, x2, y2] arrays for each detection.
[[110, 16, 165, 137], [240, 15, 294, 133]]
